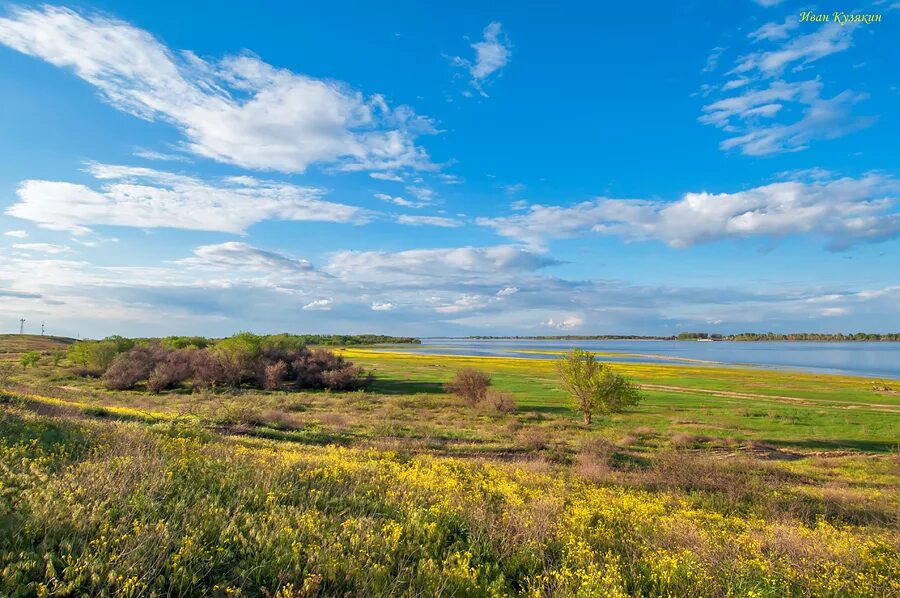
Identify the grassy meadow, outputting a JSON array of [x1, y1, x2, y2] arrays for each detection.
[[0, 334, 898, 596]]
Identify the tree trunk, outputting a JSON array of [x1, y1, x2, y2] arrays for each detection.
[[583, 412, 592, 425]]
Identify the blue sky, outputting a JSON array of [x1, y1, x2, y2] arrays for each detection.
[[0, 0, 898, 338]]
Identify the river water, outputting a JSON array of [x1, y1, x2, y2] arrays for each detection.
[[381, 339, 900, 379]]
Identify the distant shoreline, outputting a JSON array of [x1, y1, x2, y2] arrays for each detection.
[[455, 334, 900, 342]]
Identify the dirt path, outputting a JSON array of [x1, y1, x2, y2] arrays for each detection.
[[640, 383, 900, 413]]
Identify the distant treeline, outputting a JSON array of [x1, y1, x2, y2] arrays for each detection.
[[677, 332, 900, 341], [81, 334, 421, 349]]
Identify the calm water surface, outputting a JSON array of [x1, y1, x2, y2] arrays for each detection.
[[382, 339, 900, 379]]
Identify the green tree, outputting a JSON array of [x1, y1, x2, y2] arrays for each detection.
[[20, 351, 40, 369], [556, 349, 642, 424]]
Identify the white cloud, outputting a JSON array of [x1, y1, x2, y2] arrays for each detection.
[[477, 175, 900, 249], [174, 242, 315, 273], [374, 193, 423, 208], [718, 90, 874, 156], [0, 5, 435, 173], [749, 18, 798, 43], [369, 172, 404, 182], [700, 18, 870, 155], [396, 214, 462, 228], [751, 0, 785, 6], [700, 79, 821, 129], [12, 243, 71, 254], [371, 302, 394, 311], [733, 23, 854, 77], [326, 245, 560, 284], [3, 230, 28, 238], [302, 298, 333, 311], [133, 148, 192, 162], [703, 46, 726, 72], [6, 163, 368, 234], [496, 286, 518, 297], [449, 21, 512, 96], [542, 315, 583, 330]]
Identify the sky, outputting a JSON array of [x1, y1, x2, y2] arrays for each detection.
[[0, 1, 898, 338]]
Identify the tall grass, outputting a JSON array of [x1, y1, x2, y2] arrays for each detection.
[[1, 404, 897, 597]]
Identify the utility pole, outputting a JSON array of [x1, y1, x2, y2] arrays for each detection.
[[41, 321, 45, 336], [19, 318, 25, 335]]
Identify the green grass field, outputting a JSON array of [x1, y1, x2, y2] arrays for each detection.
[[0, 335, 898, 596]]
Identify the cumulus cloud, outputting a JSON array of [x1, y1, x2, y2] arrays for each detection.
[[0, 5, 435, 173], [542, 315, 584, 330], [6, 163, 368, 234], [477, 175, 900, 249], [302, 298, 333, 311], [449, 21, 512, 97]]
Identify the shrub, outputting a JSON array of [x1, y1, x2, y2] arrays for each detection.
[[262, 360, 288, 390], [147, 350, 194, 393], [485, 390, 517, 414], [557, 349, 643, 424], [0, 362, 14, 383], [19, 351, 40, 368], [321, 365, 372, 391], [445, 368, 492, 406], [104, 344, 168, 390], [189, 350, 226, 389]]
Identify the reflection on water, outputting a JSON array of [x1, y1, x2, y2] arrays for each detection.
[[381, 339, 900, 379]]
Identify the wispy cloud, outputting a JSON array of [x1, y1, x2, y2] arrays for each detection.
[[12, 243, 71, 254], [449, 22, 512, 97], [6, 163, 369, 234], [0, 5, 436, 173], [396, 214, 462, 228], [699, 19, 873, 155]]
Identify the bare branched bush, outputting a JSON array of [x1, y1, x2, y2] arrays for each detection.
[[147, 350, 194, 393], [445, 368, 491, 406], [321, 365, 372, 391], [262, 360, 288, 390], [485, 390, 517, 414]]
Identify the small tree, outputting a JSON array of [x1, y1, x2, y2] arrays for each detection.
[[557, 349, 642, 424], [20, 351, 40, 369], [445, 368, 492, 406]]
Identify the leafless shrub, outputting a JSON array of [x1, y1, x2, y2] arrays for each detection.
[[147, 350, 194, 393], [321, 365, 372, 391], [484, 390, 517, 414], [104, 344, 167, 390], [318, 413, 349, 430], [262, 360, 287, 390], [516, 426, 550, 452], [445, 368, 491, 406]]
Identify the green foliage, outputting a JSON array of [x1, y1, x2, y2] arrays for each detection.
[[19, 351, 41, 368], [557, 349, 643, 424], [66, 337, 134, 371], [159, 336, 210, 350]]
